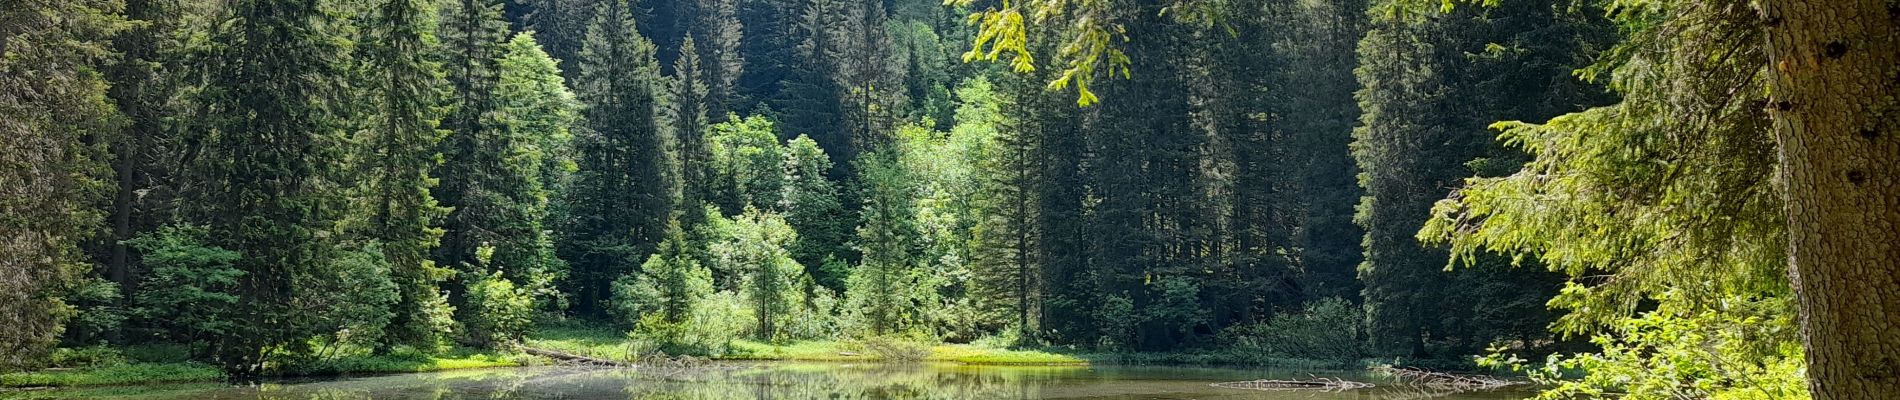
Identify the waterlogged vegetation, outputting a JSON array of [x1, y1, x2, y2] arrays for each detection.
[[5, 0, 1896, 397]]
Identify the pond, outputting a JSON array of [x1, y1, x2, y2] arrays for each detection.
[[5, 363, 1536, 399]]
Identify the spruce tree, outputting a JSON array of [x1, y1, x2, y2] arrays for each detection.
[[671, 37, 713, 228], [433, 0, 510, 284], [565, 0, 674, 317], [102, 0, 184, 291], [493, 31, 579, 310], [358, 0, 454, 349], [0, 0, 123, 371], [691, 0, 744, 116], [779, 135, 849, 291], [187, 0, 354, 371]]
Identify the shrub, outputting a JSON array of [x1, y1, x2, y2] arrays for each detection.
[[299, 244, 400, 349], [59, 278, 126, 346], [126, 225, 242, 351], [45, 346, 126, 369], [626, 291, 749, 357], [464, 270, 535, 347], [1219, 297, 1364, 362]]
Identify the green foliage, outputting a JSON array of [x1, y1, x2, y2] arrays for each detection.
[[1351, 0, 1604, 357], [708, 115, 786, 212], [1218, 297, 1364, 363], [0, 362, 225, 388], [626, 291, 750, 356], [44, 347, 128, 369], [462, 253, 536, 346], [562, 0, 673, 317], [611, 220, 714, 325], [59, 278, 127, 347], [355, 0, 453, 351], [713, 207, 807, 341], [1482, 296, 1806, 400], [844, 147, 939, 337], [0, 0, 122, 372], [780, 134, 851, 290], [125, 226, 242, 351], [849, 336, 930, 363], [298, 245, 401, 349]]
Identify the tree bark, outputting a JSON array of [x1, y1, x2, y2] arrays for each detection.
[[1763, 0, 1900, 398]]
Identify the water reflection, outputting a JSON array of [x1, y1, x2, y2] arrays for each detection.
[[2, 363, 1537, 400]]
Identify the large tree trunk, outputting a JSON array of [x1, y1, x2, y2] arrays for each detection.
[[1762, 0, 1900, 398]]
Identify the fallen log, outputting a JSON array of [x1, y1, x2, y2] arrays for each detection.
[[1371, 366, 1519, 389], [523, 347, 633, 367], [1211, 377, 1374, 391]]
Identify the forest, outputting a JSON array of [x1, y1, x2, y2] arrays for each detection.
[[2, 0, 1895, 398]]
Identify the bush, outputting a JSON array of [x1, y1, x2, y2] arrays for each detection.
[[125, 225, 242, 351], [299, 244, 400, 349], [60, 278, 127, 346], [626, 291, 749, 357], [45, 346, 126, 369], [464, 270, 535, 347], [1219, 297, 1364, 362]]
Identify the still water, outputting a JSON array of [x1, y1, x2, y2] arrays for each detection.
[[7, 363, 1535, 399]]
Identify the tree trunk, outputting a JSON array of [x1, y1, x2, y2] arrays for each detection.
[[1762, 0, 1900, 398]]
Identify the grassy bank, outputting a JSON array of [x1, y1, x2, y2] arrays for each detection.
[[0, 346, 529, 389], [525, 325, 1087, 365]]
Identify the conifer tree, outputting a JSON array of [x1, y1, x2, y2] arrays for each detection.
[[102, 0, 184, 291], [521, 0, 593, 78], [692, 0, 744, 116], [565, 0, 673, 316], [845, 150, 934, 336], [433, 0, 514, 283], [186, 0, 354, 370], [780, 135, 849, 291], [358, 0, 454, 349], [493, 31, 580, 308], [670, 37, 713, 228], [0, 0, 123, 371]]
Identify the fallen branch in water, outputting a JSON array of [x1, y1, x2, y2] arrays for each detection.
[[523, 347, 633, 367], [1210, 376, 1374, 391], [1372, 366, 1519, 389]]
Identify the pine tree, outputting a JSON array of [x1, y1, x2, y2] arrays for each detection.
[[521, 0, 593, 78], [433, 0, 512, 283], [358, 0, 454, 349], [0, 0, 123, 371], [565, 0, 674, 317], [779, 135, 849, 291], [186, 0, 354, 371], [670, 37, 713, 228], [494, 31, 581, 309], [102, 0, 184, 292], [692, 0, 744, 116]]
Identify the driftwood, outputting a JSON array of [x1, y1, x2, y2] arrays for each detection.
[[1372, 366, 1519, 389], [1211, 376, 1374, 391], [523, 347, 633, 367]]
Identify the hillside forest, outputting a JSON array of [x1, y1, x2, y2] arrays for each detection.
[[2, 0, 1895, 398]]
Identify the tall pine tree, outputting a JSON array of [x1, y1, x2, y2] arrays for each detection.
[[357, 0, 454, 349], [565, 0, 674, 317], [0, 0, 123, 371], [187, 0, 353, 371]]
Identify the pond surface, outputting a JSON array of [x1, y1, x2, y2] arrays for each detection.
[[6, 363, 1536, 399]]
